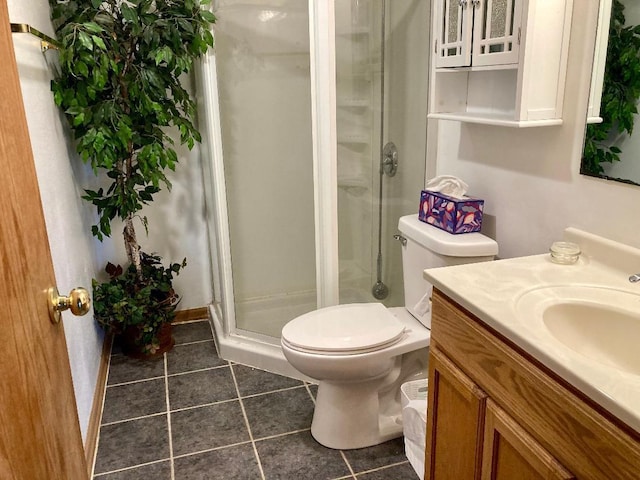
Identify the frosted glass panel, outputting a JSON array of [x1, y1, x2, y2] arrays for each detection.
[[335, 0, 429, 307], [214, 1, 317, 337], [447, 1, 460, 43], [490, 0, 508, 38]]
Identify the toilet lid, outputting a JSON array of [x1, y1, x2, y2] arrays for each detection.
[[281, 303, 406, 354]]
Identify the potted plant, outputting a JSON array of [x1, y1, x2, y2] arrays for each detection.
[[48, 0, 216, 356]]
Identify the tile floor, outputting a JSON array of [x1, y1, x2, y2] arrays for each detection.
[[93, 320, 420, 479]]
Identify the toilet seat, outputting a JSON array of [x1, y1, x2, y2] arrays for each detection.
[[281, 303, 406, 355]]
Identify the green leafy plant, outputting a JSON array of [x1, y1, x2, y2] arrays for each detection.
[[583, 0, 640, 176], [48, 0, 215, 351], [93, 253, 186, 354]]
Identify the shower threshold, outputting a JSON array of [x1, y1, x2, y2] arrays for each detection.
[[208, 303, 313, 381]]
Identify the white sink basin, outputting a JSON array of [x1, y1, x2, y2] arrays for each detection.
[[516, 286, 640, 375]]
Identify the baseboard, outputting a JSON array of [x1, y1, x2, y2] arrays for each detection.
[[174, 307, 209, 323], [84, 334, 112, 478]]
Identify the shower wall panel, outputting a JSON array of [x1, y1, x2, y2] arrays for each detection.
[[215, 1, 317, 336]]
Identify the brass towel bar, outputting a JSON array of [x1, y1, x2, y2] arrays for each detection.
[[10, 23, 60, 51]]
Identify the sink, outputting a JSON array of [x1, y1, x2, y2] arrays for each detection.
[[516, 286, 640, 375]]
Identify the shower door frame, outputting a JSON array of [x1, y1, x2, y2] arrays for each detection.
[[198, 1, 340, 376]]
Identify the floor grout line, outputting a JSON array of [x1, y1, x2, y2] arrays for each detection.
[[169, 397, 239, 414], [173, 338, 215, 348], [101, 410, 167, 427], [339, 450, 358, 479], [93, 457, 171, 477], [173, 319, 208, 325], [304, 383, 317, 404], [239, 384, 306, 400], [164, 353, 175, 480], [354, 460, 411, 476], [167, 364, 230, 377], [172, 439, 254, 460], [252, 428, 311, 443], [107, 375, 165, 388], [229, 363, 267, 480]]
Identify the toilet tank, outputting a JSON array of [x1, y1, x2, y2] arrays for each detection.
[[397, 215, 498, 328]]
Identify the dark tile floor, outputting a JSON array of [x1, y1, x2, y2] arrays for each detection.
[[93, 320, 419, 480]]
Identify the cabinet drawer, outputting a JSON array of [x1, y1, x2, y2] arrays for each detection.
[[431, 289, 640, 479]]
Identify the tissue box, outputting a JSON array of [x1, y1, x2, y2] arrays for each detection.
[[419, 190, 484, 234]]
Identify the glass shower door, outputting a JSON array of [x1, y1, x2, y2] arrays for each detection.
[[214, 1, 317, 338], [335, 0, 430, 308]]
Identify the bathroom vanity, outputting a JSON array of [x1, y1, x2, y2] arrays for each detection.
[[423, 229, 640, 479]]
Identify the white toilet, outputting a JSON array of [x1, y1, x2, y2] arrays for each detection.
[[281, 214, 498, 450]]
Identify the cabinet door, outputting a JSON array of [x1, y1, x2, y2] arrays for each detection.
[[425, 347, 487, 480], [471, 0, 522, 67], [435, 0, 474, 67], [481, 400, 575, 480]]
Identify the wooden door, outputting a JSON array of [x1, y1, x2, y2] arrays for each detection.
[[481, 400, 575, 480], [0, 1, 88, 478], [425, 346, 487, 480]]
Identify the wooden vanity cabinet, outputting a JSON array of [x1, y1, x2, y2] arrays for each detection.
[[425, 289, 640, 480]]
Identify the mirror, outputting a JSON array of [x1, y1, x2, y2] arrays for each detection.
[[581, 0, 640, 185]]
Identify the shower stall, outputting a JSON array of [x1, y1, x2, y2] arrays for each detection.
[[199, 0, 431, 375]]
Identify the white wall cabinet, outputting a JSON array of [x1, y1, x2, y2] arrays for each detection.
[[435, 0, 522, 69], [429, 0, 574, 127]]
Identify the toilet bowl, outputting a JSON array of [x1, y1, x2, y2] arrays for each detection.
[[281, 214, 498, 450], [282, 304, 430, 449]]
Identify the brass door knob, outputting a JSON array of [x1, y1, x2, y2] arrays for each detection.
[[48, 287, 91, 324]]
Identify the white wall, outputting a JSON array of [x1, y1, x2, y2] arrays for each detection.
[[434, 0, 640, 259], [8, 0, 102, 442], [102, 135, 213, 311], [9, 0, 213, 443]]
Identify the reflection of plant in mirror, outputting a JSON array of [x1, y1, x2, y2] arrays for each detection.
[[582, 0, 640, 176]]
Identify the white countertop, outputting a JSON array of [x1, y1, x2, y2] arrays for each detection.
[[423, 228, 640, 434]]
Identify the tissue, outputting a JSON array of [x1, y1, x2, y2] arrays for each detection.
[[403, 400, 427, 444], [419, 176, 484, 235], [424, 175, 469, 199], [413, 290, 431, 317]]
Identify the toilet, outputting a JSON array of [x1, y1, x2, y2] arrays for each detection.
[[281, 214, 498, 450]]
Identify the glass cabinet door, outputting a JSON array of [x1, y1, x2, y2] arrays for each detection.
[[435, 0, 474, 67], [471, 0, 522, 67]]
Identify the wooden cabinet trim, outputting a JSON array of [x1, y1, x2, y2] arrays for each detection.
[[482, 399, 575, 480], [431, 289, 640, 479], [426, 347, 488, 480]]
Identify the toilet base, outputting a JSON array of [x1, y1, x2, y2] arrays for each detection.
[[310, 378, 403, 450]]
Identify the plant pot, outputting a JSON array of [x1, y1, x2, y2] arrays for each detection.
[[118, 322, 175, 359]]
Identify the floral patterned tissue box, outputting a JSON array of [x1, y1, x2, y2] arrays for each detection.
[[419, 190, 484, 234]]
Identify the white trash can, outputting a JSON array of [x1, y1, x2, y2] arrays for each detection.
[[401, 379, 428, 480]]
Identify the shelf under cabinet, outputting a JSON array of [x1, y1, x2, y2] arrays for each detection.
[[428, 111, 563, 128]]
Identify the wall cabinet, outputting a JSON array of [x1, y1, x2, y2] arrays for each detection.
[[429, 0, 574, 127], [435, 0, 522, 69], [425, 289, 640, 479]]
